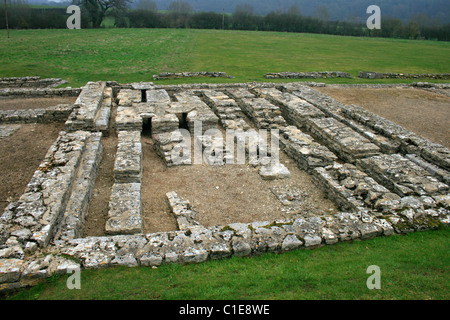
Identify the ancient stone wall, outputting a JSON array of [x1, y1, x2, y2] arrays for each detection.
[[265, 71, 352, 79], [359, 71, 450, 80], [0, 76, 68, 89], [1, 80, 448, 293]]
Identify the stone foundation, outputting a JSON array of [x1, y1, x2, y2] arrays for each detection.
[[1, 80, 448, 293]]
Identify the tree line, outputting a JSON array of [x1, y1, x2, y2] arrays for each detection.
[[1, 0, 449, 41]]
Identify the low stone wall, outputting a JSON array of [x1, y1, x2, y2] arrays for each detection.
[[65, 82, 109, 132], [0, 87, 81, 97], [0, 105, 74, 124], [1, 80, 449, 294], [0, 76, 67, 89], [359, 71, 450, 80], [166, 191, 201, 230], [265, 71, 352, 79], [0, 131, 102, 249], [153, 72, 235, 80], [0, 125, 21, 140]]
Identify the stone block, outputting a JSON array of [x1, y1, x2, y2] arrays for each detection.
[[106, 183, 142, 235], [114, 131, 142, 183]]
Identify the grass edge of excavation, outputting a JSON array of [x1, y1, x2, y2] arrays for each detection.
[[6, 227, 449, 300]]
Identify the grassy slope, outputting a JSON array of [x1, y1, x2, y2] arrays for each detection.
[[7, 228, 449, 300], [0, 29, 449, 87]]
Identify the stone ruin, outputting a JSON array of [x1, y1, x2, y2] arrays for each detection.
[[0, 79, 449, 293]]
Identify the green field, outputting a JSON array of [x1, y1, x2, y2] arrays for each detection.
[[1, 28, 449, 301], [6, 228, 449, 300], [1, 28, 449, 87]]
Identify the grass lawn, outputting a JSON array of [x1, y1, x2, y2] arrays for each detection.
[[0, 28, 449, 87], [1, 28, 449, 301], [6, 227, 449, 300]]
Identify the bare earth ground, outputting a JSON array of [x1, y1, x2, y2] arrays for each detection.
[[317, 87, 450, 148], [0, 97, 76, 110], [0, 123, 65, 212], [84, 134, 338, 236], [139, 137, 337, 234]]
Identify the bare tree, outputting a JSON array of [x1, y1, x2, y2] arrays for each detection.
[[287, 4, 301, 17], [314, 4, 330, 22], [136, 0, 157, 12], [75, 0, 131, 28]]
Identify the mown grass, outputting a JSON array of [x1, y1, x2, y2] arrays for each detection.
[[6, 228, 449, 300], [0, 28, 449, 87], [191, 29, 450, 83]]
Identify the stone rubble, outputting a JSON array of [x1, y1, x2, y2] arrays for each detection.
[[0, 105, 74, 124], [1, 80, 449, 294], [0, 76, 67, 88], [153, 71, 235, 80], [166, 191, 201, 230], [359, 71, 450, 80], [114, 131, 143, 183], [105, 183, 142, 235], [265, 71, 352, 79], [0, 125, 21, 140], [65, 81, 107, 131]]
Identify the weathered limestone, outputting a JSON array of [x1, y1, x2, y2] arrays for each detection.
[[65, 81, 106, 131], [174, 92, 219, 133], [0, 76, 67, 89], [312, 163, 400, 212], [0, 105, 74, 124], [253, 87, 325, 128], [146, 89, 171, 104], [153, 130, 191, 167], [166, 191, 201, 230], [117, 89, 141, 106], [259, 162, 291, 180], [201, 90, 251, 131], [279, 126, 337, 170], [54, 132, 103, 241], [358, 154, 448, 197], [105, 183, 142, 235], [265, 71, 352, 79], [0, 125, 21, 140], [153, 71, 234, 80], [94, 87, 112, 132], [196, 134, 234, 166], [294, 85, 450, 173], [225, 88, 256, 100], [307, 117, 380, 163], [1, 130, 94, 248], [1, 81, 449, 294], [114, 131, 143, 183], [359, 71, 450, 80], [238, 97, 287, 130], [151, 114, 179, 135], [116, 106, 142, 131], [0, 87, 80, 98]]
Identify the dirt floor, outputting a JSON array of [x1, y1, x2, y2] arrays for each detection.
[[84, 133, 338, 236], [316, 86, 450, 148], [0, 96, 76, 110], [0, 123, 65, 212], [139, 136, 337, 234]]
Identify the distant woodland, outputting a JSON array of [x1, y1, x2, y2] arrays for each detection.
[[1, 0, 449, 41]]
